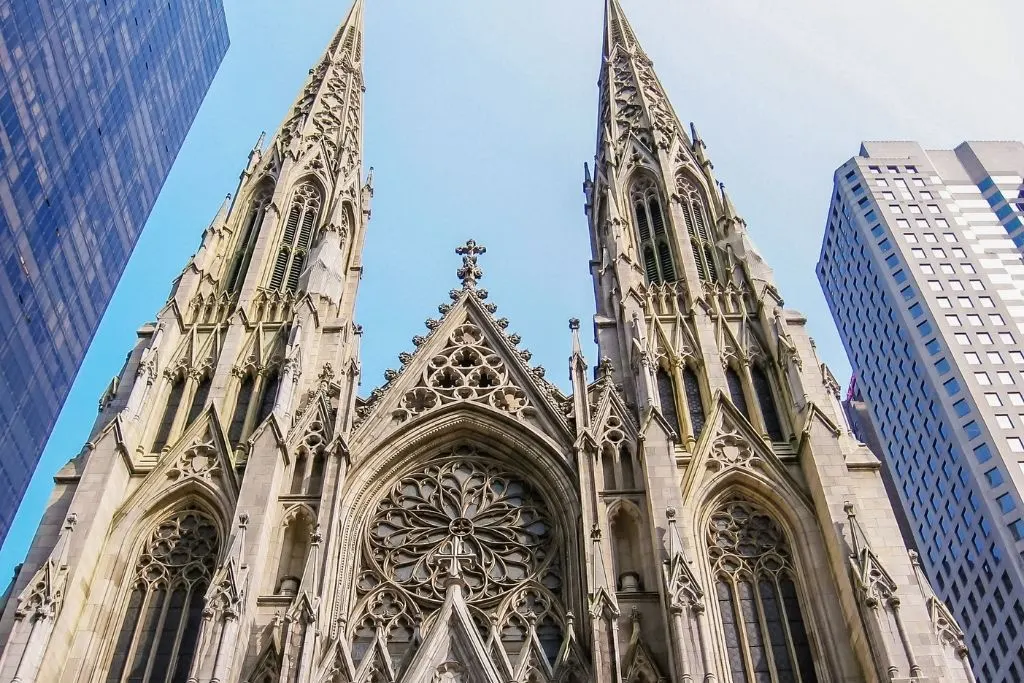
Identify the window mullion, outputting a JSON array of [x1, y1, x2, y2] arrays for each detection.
[[116, 585, 149, 683], [164, 585, 193, 683], [776, 575, 808, 683], [140, 587, 173, 683], [733, 576, 758, 683], [752, 572, 782, 683], [119, 586, 153, 683]]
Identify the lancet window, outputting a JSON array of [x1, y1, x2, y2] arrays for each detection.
[[185, 373, 211, 426], [227, 364, 281, 452], [349, 445, 570, 675], [677, 175, 718, 283], [708, 498, 818, 683], [226, 181, 274, 293], [752, 364, 784, 442], [269, 181, 322, 293], [631, 176, 676, 284], [656, 367, 682, 436], [682, 365, 706, 440], [227, 374, 254, 448], [105, 506, 219, 683], [726, 366, 750, 421], [152, 375, 186, 452]]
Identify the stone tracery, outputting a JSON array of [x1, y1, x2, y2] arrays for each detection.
[[394, 321, 533, 423], [348, 445, 570, 675]]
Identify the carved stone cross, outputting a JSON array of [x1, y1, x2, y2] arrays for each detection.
[[437, 536, 474, 580], [455, 239, 486, 290]]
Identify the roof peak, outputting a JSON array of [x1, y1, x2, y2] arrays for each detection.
[[603, 0, 641, 59]]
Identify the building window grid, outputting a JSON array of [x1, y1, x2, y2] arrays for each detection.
[[820, 188, 1024, 665]]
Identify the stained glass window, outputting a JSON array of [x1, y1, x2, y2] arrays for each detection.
[[708, 499, 818, 683], [106, 507, 219, 683]]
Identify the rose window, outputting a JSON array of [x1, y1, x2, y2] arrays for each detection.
[[360, 447, 561, 608]]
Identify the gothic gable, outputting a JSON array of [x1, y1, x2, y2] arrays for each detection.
[[351, 287, 570, 453], [112, 407, 239, 524], [680, 395, 810, 510]]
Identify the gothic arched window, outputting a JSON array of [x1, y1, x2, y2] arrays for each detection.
[[602, 445, 618, 490], [105, 507, 219, 683], [152, 375, 186, 452], [677, 175, 719, 284], [228, 373, 255, 449], [350, 445, 569, 673], [256, 368, 280, 425], [708, 498, 818, 683], [270, 182, 322, 293], [656, 367, 682, 436], [682, 365, 706, 440], [752, 364, 784, 442], [726, 366, 750, 421], [630, 177, 676, 284], [619, 445, 636, 490], [185, 373, 211, 427], [226, 182, 274, 293]]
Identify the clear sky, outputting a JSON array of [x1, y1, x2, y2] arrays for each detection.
[[1, 0, 1022, 576]]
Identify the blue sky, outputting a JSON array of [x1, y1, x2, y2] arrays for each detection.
[[1, 0, 1022, 575]]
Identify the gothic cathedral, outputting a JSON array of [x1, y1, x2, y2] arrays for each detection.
[[0, 1, 976, 682]]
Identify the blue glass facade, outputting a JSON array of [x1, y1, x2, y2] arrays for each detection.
[[0, 0, 229, 543]]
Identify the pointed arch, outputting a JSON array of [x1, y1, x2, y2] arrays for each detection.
[[185, 371, 212, 428], [608, 500, 648, 594], [273, 506, 314, 596], [228, 372, 255, 449], [270, 179, 323, 293], [104, 504, 221, 683], [226, 178, 275, 293], [682, 364, 706, 440], [725, 365, 750, 421], [655, 366, 682, 436], [752, 363, 785, 442], [152, 374, 186, 452], [629, 175, 676, 284], [676, 172, 719, 284], [706, 495, 819, 683], [338, 412, 585, 680]]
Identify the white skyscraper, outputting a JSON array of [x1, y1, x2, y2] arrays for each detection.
[[819, 140, 1024, 682]]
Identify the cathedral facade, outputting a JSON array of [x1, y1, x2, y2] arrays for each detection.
[[0, 1, 976, 682]]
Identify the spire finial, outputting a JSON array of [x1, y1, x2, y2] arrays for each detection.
[[455, 239, 487, 290]]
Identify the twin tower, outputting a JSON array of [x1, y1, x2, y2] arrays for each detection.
[[0, 1, 976, 682]]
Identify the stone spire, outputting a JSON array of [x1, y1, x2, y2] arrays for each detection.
[[597, 0, 689, 157], [277, 0, 365, 154]]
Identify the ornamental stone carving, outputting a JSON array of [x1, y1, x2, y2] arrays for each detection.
[[363, 450, 560, 607], [168, 438, 222, 482], [393, 321, 534, 423], [706, 421, 761, 472], [348, 445, 570, 676]]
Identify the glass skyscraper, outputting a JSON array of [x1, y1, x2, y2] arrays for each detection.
[[819, 141, 1024, 680], [0, 1, 229, 543]]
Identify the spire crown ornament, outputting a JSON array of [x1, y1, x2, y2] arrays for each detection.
[[455, 239, 487, 290]]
